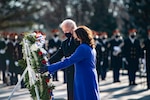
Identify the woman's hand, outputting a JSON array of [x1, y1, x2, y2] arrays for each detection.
[[38, 65, 48, 74]]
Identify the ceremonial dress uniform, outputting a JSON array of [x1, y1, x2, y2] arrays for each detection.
[[123, 29, 142, 85], [143, 31, 150, 89], [48, 32, 61, 81], [6, 35, 17, 85], [99, 39, 109, 80], [97, 32, 109, 81], [110, 39, 123, 82], [95, 37, 102, 82], [109, 30, 123, 83], [0, 37, 7, 83], [15, 37, 25, 88]]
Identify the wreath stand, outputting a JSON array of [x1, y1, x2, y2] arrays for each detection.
[[8, 39, 40, 100]]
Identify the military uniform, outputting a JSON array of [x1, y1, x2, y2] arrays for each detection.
[[48, 35, 61, 81], [123, 30, 142, 85], [0, 37, 7, 83], [97, 32, 109, 81], [143, 36, 150, 89], [15, 37, 26, 88], [49, 37, 79, 100], [5, 34, 17, 85], [110, 30, 123, 83], [99, 39, 109, 80], [110, 38, 123, 82], [95, 37, 102, 82]]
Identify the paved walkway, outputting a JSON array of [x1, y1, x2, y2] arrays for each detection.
[[0, 70, 150, 100]]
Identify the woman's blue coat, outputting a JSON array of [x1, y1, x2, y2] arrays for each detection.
[[48, 43, 100, 100]]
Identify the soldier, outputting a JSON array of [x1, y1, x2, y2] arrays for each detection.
[[14, 33, 26, 88], [94, 31, 102, 82], [142, 29, 150, 89], [99, 32, 109, 80], [6, 33, 17, 85], [0, 32, 7, 84], [123, 29, 142, 86], [48, 29, 62, 81], [109, 29, 124, 83]]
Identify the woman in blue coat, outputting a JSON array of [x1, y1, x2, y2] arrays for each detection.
[[42, 25, 100, 100]]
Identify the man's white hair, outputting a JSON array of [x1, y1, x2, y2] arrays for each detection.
[[60, 19, 77, 30]]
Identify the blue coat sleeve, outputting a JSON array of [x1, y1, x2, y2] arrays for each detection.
[[48, 45, 86, 73]]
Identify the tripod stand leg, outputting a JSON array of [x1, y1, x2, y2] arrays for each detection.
[[8, 67, 28, 100], [29, 68, 40, 100]]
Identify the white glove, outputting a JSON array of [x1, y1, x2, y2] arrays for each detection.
[[101, 47, 105, 52], [48, 47, 57, 54], [15, 61, 18, 66], [139, 58, 142, 64], [100, 61, 103, 66], [113, 46, 121, 56], [142, 59, 146, 65], [108, 56, 111, 60], [53, 47, 57, 52], [6, 60, 10, 66], [0, 49, 5, 54], [114, 46, 121, 52], [122, 58, 128, 65]]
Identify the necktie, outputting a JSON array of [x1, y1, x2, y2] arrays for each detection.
[[68, 38, 71, 46]]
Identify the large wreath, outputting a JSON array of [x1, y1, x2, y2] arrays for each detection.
[[18, 31, 55, 100]]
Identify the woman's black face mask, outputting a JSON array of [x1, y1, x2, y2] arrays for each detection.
[[65, 32, 72, 38]]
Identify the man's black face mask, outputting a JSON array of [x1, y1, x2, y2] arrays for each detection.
[[131, 34, 136, 39], [102, 37, 106, 40], [115, 35, 120, 38], [54, 34, 58, 37], [65, 32, 72, 38]]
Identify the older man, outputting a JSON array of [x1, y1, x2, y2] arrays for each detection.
[[49, 19, 80, 100]]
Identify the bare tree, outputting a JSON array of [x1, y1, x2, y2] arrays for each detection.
[[0, 0, 47, 30]]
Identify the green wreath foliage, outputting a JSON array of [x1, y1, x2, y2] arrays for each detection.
[[18, 32, 55, 100]]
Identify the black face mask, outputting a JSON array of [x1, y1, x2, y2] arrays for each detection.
[[102, 37, 106, 40], [12, 39, 16, 42], [54, 34, 58, 37], [4, 38, 7, 40], [131, 34, 136, 38], [94, 37, 98, 40], [65, 32, 72, 38], [115, 35, 120, 38]]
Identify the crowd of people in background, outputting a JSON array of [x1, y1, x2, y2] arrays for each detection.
[[0, 26, 150, 92], [94, 28, 150, 90], [0, 32, 24, 87]]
